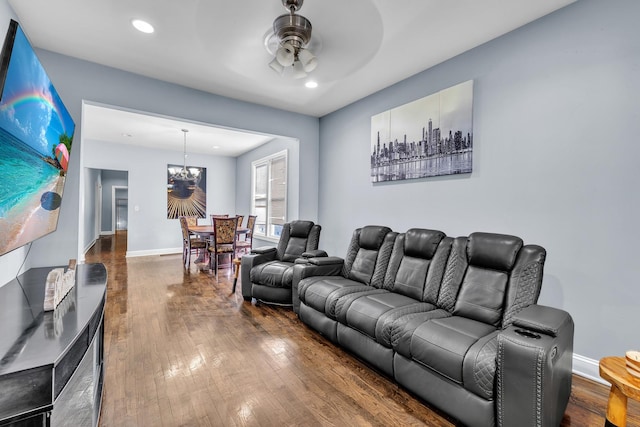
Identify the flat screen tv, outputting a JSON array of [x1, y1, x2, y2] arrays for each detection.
[[0, 20, 75, 256]]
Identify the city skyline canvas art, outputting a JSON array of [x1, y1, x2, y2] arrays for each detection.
[[371, 80, 473, 183]]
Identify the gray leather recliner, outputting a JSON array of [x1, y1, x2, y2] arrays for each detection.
[[241, 220, 323, 305]]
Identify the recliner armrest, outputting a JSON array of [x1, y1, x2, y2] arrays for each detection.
[[240, 249, 279, 299], [511, 305, 572, 338], [251, 246, 277, 255], [309, 256, 344, 266], [302, 250, 328, 258], [496, 305, 574, 427]]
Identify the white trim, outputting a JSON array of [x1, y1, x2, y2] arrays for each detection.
[[126, 247, 182, 258], [83, 239, 96, 255], [573, 354, 608, 385], [95, 179, 102, 242]]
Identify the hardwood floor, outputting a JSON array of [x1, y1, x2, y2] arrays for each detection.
[[89, 232, 639, 426]]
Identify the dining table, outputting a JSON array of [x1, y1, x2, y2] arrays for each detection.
[[188, 225, 250, 238], [188, 225, 250, 268]]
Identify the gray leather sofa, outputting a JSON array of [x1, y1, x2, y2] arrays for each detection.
[[292, 226, 574, 427], [241, 220, 323, 305]]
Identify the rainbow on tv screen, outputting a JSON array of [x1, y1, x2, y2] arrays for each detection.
[[0, 20, 75, 256]]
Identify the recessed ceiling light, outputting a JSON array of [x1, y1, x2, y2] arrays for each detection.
[[132, 19, 154, 34], [213, 146, 220, 149], [305, 81, 318, 89]]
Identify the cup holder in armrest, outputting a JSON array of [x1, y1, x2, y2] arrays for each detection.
[[515, 329, 542, 339]]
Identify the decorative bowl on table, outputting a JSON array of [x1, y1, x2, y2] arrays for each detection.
[[626, 350, 640, 378]]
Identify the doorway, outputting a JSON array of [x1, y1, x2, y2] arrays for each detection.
[[114, 187, 128, 231]]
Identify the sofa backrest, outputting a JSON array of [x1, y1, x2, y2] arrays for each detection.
[[501, 244, 546, 327], [277, 220, 322, 262], [383, 229, 450, 301], [452, 233, 523, 327], [341, 226, 397, 287], [434, 232, 546, 329]]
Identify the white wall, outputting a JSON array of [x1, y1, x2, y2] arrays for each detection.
[[318, 0, 640, 364]]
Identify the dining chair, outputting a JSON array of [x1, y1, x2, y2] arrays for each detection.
[[210, 214, 229, 225], [185, 216, 198, 227], [236, 215, 244, 229], [235, 214, 256, 256], [179, 216, 207, 269], [207, 216, 238, 277]]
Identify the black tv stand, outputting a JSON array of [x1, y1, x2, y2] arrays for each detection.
[[0, 263, 107, 426]]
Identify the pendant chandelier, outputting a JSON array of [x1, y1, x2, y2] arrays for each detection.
[[268, 0, 317, 79], [168, 129, 200, 199]]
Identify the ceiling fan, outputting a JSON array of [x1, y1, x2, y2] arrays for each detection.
[[267, 0, 318, 79]]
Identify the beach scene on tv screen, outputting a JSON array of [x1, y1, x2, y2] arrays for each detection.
[[0, 24, 75, 256]]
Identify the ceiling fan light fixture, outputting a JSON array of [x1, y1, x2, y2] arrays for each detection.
[[269, 57, 285, 73], [268, 0, 317, 78], [276, 42, 295, 66], [292, 60, 307, 79], [297, 48, 317, 72]]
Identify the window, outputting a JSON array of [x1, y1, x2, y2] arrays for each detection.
[[251, 150, 287, 240]]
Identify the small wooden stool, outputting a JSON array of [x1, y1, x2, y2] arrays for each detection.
[[599, 356, 640, 426], [232, 258, 241, 293]]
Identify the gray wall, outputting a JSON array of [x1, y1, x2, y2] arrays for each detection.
[[318, 0, 640, 363], [82, 168, 101, 253], [83, 138, 236, 255]]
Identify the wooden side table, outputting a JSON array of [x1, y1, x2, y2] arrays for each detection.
[[232, 257, 242, 293], [599, 356, 640, 427]]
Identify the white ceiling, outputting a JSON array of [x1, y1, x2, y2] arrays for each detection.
[[9, 0, 576, 155], [82, 103, 276, 157]]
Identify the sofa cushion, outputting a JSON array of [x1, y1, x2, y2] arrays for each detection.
[[383, 230, 447, 301], [452, 233, 524, 327], [277, 220, 318, 262], [282, 236, 309, 262], [298, 276, 369, 315], [410, 316, 496, 384], [391, 309, 451, 357], [343, 226, 395, 287], [344, 292, 418, 341], [348, 248, 380, 284], [393, 256, 431, 300], [453, 266, 508, 327], [250, 261, 295, 288], [367, 302, 438, 348]]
